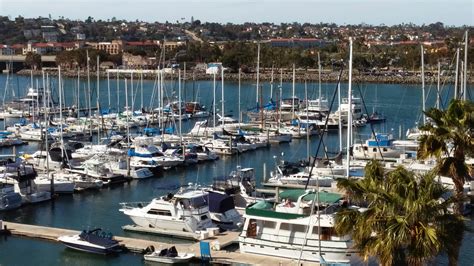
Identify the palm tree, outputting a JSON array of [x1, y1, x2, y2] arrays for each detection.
[[335, 160, 465, 266], [416, 99, 473, 265]]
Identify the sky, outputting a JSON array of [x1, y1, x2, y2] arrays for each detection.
[[0, 0, 473, 26]]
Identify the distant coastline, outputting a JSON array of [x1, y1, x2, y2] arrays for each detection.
[[13, 69, 473, 85]]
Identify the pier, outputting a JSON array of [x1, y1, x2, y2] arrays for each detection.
[[2, 221, 313, 265]]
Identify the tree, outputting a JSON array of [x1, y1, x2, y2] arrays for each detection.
[[24, 52, 41, 70], [335, 161, 465, 266], [416, 99, 474, 265]]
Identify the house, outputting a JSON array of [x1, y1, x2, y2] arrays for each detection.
[[0, 45, 15, 56], [87, 40, 124, 55]]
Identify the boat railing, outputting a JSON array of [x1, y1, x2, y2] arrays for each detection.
[[119, 201, 150, 209]]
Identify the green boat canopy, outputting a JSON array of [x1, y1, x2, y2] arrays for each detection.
[[279, 189, 342, 204]]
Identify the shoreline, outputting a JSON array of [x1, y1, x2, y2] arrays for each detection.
[[12, 69, 474, 85]]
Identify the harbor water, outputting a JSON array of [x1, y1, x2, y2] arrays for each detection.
[[0, 74, 472, 265]]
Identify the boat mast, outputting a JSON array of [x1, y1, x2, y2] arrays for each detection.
[[178, 69, 183, 144], [77, 68, 80, 120], [256, 42, 260, 106], [96, 55, 100, 144], [421, 45, 426, 125], [221, 66, 225, 126], [463, 30, 468, 101], [305, 80, 309, 160], [345, 38, 353, 179], [42, 70, 52, 194], [318, 52, 322, 101], [107, 70, 111, 110], [213, 72, 216, 128], [238, 68, 241, 127], [436, 61, 441, 109], [87, 50, 92, 137], [140, 71, 144, 111], [454, 48, 460, 99], [292, 64, 296, 119], [270, 65, 274, 100], [338, 82, 342, 152]]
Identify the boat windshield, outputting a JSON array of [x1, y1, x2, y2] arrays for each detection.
[[190, 196, 207, 208]]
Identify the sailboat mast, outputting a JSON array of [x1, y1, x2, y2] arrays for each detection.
[[86, 50, 92, 136], [213, 72, 216, 128], [421, 45, 426, 125], [346, 38, 353, 179], [454, 48, 460, 99], [318, 52, 322, 101], [270, 65, 274, 99], [463, 30, 468, 101], [107, 70, 111, 110], [96, 55, 100, 143], [437, 61, 441, 109], [292, 64, 295, 119], [221, 66, 225, 126], [238, 68, 241, 126], [256, 42, 260, 105], [178, 69, 182, 142], [338, 83, 342, 152], [140, 71, 144, 110]]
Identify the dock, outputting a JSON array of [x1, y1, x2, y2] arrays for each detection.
[[2, 221, 315, 265]]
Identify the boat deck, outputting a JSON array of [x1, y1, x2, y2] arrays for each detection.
[[2, 221, 315, 265]]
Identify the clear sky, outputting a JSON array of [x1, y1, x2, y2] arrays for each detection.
[[1, 0, 472, 26]]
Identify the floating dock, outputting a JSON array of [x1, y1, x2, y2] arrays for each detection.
[[2, 221, 313, 265]]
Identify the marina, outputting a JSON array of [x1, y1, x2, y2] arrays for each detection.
[[0, 5, 472, 264]]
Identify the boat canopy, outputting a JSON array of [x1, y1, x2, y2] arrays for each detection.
[[208, 191, 235, 213], [279, 189, 342, 204], [246, 200, 305, 219]]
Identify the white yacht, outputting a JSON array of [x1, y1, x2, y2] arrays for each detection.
[[352, 133, 404, 160], [239, 190, 358, 264], [34, 173, 75, 194], [119, 187, 213, 234]]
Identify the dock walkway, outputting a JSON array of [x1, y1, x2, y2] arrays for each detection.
[[3, 221, 312, 265]]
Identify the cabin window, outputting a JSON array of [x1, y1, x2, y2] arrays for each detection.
[[263, 221, 276, 229], [383, 148, 388, 152], [201, 215, 208, 221], [280, 223, 291, 232], [372, 148, 377, 152], [293, 224, 307, 233], [247, 219, 257, 238], [363, 147, 368, 151], [147, 209, 172, 216], [312, 227, 334, 240]]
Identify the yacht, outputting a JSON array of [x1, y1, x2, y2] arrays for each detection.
[[58, 228, 122, 254], [119, 187, 213, 234], [352, 133, 404, 160], [239, 190, 358, 264], [34, 173, 76, 194]]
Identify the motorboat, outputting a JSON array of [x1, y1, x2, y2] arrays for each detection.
[[58, 228, 122, 255], [144, 246, 194, 264], [34, 173, 75, 194], [119, 186, 213, 234], [239, 190, 359, 264], [352, 133, 405, 160]]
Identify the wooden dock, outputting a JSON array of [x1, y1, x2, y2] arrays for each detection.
[[2, 221, 314, 265]]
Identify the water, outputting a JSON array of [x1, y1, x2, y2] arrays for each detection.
[[0, 74, 472, 265]]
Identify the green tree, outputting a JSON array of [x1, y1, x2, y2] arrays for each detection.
[[335, 161, 465, 266], [416, 99, 474, 265], [24, 52, 42, 70]]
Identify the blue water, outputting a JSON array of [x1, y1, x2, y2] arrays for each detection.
[[0, 74, 472, 265]]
